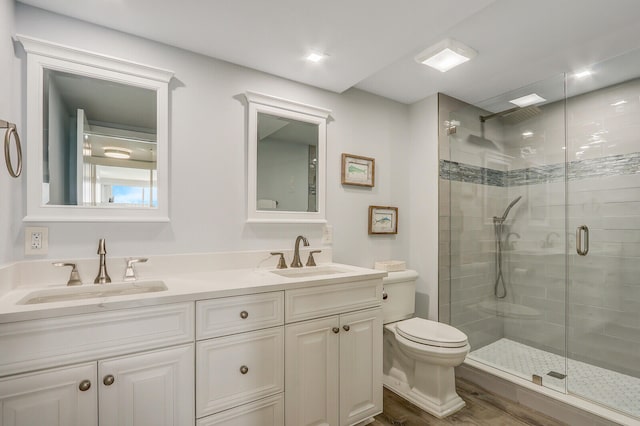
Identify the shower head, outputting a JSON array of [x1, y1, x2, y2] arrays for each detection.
[[480, 106, 541, 124], [500, 196, 522, 221]]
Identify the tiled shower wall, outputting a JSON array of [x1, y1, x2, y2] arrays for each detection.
[[439, 77, 640, 378]]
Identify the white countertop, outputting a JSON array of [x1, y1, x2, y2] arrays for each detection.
[[0, 262, 387, 323]]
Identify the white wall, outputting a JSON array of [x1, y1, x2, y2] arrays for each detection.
[[408, 94, 439, 319], [9, 4, 413, 272], [0, 0, 20, 267]]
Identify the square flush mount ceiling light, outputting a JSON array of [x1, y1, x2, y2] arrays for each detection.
[[509, 93, 546, 108], [415, 38, 477, 72]]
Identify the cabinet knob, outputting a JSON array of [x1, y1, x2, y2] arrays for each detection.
[[343, 325, 350, 331], [103, 374, 115, 386], [240, 365, 249, 375], [240, 310, 249, 319], [78, 379, 91, 392], [382, 290, 388, 300], [332, 327, 339, 334]]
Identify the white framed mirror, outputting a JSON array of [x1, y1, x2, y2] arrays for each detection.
[[245, 91, 331, 223], [17, 35, 174, 222]]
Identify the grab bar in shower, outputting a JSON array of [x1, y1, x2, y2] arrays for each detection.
[[576, 225, 589, 256], [1, 119, 22, 178]]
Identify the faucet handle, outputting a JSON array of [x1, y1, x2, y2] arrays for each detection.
[[123, 257, 148, 281], [306, 250, 322, 267], [270, 252, 287, 269], [53, 262, 82, 286]]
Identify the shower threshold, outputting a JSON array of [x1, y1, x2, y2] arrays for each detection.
[[469, 338, 640, 419]]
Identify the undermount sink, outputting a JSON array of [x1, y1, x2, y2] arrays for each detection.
[[18, 280, 168, 305], [270, 266, 350, 278]]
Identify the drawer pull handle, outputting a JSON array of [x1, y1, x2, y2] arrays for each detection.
[[240, 365, 249, 375], [78, 380, 91, 392], [103, 375, 115, 386], [240, 310, 249, 319], [332, 327, 339, 334], [343, 325, 350, 331]]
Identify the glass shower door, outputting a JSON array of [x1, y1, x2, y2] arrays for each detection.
[[566, 49, 640, 419], [444, 72, 569, 393]]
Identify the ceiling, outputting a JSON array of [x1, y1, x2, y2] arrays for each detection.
[[17, 0, 640, 106]]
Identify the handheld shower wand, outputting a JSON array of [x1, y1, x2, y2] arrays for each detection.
[[493, 196, 522, 298]]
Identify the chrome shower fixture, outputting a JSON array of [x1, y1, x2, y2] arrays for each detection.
[[493, 196, 522, 298]]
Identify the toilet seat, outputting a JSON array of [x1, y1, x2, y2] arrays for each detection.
[[396, 318, 468, 348]]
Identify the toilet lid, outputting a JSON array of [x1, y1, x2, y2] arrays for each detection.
[[396, 318, 468, 348]]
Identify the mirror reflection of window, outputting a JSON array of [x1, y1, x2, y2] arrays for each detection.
[[42, 69, 157, 208], [256, 113, 319, 212]]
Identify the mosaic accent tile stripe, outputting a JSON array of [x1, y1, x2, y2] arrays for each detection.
[[440, 152, 640, 187]]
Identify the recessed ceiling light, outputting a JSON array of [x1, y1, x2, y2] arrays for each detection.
[[415, 38, 477, 72], [103, 147, 131, 159], [573, 70, 592, 79], [509, 93, 546, 108], [306, 52, 326, 63], [610, 100, 627, 106]]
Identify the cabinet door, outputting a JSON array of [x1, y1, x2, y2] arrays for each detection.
[[0, 362, 97, 426], [98, 344, 194, 426], [285, 316, 339, 426], [339, 308, 383, 426]]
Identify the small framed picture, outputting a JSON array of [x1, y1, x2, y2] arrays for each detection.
[[341, 153, 375, 187], [368, 206, 398, 235]]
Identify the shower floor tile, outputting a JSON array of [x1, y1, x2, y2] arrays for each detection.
[[470, 338, 640, 418]]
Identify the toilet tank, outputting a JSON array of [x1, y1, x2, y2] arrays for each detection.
[[382, 270, 418, 324]]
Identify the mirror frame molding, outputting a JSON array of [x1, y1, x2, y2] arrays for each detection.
[[245, 91, 331, 223], [17, 35, 174, 222]]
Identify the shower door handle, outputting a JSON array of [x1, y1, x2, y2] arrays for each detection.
[[576, 225, 589, 256]]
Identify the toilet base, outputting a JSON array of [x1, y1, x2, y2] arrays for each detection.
[[383, 365, 466, 419]]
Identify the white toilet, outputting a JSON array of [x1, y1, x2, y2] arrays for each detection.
[[382, 270, 470, 418]]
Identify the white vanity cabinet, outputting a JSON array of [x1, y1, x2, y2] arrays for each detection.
[[0, 302, 195, 426], [195, 291, 285, 425], [284, 279, 383, 426], [0, 362, 98, 426]]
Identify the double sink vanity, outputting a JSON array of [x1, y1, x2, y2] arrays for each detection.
[[0, 246, 386, 426], [4, 33, 384, 426]]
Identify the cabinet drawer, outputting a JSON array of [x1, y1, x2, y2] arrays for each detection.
[[285, 279, 382, 323], [0, 302, 194, 377], [196, 292, 284, 340], [196, 393, 283, 426], [196, 327, 284, 417]]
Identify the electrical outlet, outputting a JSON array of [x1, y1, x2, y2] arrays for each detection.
[[322, 225, 333, 245], [25, 227, 48, 255]]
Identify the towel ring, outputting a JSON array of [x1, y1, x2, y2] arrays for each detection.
[[1, 120, 22, 178]]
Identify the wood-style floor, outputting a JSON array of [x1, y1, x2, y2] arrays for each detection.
[[372, 378, 566, 425]]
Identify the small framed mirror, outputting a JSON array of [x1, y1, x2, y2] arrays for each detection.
[[17, 35, 173, 222], [245, 91, 331, 223]]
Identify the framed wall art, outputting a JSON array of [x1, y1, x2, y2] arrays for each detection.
[[368, 205, 398, 234], [341, 153, 375, 187]]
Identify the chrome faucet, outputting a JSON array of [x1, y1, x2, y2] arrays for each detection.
[[291, 235, 309, 268], [94, 238, 111, 284]]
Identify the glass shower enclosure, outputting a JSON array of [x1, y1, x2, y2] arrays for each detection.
[[440, 48, 640, 419]]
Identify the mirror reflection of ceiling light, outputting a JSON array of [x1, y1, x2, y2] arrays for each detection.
[[103, 147, 131, 159], [415, 38, 477, 72], [522, 131, 534, 137], [306, 52, 326, 63], [509, 93, 546, 108], [610, 100, 627, 106], [573, 70, 592, 79]]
